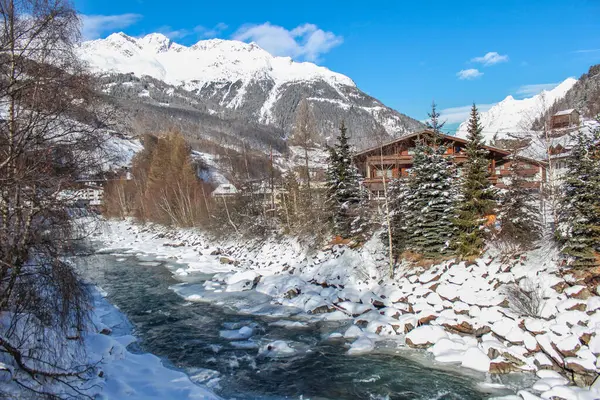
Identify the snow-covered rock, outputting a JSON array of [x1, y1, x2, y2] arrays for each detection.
[[405, 326, 448, 348]]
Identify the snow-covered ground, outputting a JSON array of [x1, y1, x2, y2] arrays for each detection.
[[0, 284, 220, 400], [96, 219, 600, 400]]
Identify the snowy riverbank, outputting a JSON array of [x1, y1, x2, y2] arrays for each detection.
[[1, 282, 220, 399], [96, 219, 600, 400]]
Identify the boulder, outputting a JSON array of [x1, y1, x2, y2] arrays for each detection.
[[405, 325, 447, 349], [489, 360, 520, 374], [461, 347, 491, 372]]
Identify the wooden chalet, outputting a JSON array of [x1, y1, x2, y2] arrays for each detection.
[[550, 109, 580, 130], [354, 130, 545, 197]]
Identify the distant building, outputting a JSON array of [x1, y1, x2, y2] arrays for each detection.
[[75, 181, 104, 207], [550, 109, 580, 130], [211, 183, 238, 197], [353, 130, 546, 198]]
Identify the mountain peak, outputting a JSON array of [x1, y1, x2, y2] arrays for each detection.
[[138, 33, 173, 53], [79, 32, 356, 88], [456, 77, 577, 142]]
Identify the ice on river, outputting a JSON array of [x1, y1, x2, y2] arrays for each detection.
[[219, 326, 254, 340]]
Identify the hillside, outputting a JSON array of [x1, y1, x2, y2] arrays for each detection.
[[80, 33, 423, 149], [456, 78, 577, 143], [533, 64, 600, 129]]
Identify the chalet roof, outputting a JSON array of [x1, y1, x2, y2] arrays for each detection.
[[355, 129, 546, 166], [553, 109, 577, 116], [355, 130, 511, 157], [211, 183, 238, 195]]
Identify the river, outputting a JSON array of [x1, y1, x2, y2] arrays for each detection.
[[76, 249, 515, 400]]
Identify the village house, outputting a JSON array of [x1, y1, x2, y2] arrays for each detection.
[[550, 109, 580, 130], [211, 183, 239, 197], [354, 130, 546, 198]]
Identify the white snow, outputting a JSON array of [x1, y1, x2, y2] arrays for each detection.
[[79, 33, 355, 117], [95, 219, 600, 399], [1, 287, 220, 399], [405, 325, 448, 347], [455, 78, 577, 143], [461, 347, 491, 373]]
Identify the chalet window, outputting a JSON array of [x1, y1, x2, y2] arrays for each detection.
[[408, 149, 416, 155], [495, 167, 501, 175], [375, 168, 393, 178]]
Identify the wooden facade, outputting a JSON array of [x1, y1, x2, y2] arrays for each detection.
[[550, 109, 580, 130], [354, 130, 545, 196]]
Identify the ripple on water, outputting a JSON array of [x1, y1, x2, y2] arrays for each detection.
[[77, 251, 512, 400]]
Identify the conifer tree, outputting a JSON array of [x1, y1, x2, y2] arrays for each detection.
[[559, 124, 600, 268], [326, 121, 365, 238], [389, 103, 458, 260], [405, 140, 457, 258], [497, 152, 542, 251], [453, 104, 497, 258], [425, 101, 445, 145]]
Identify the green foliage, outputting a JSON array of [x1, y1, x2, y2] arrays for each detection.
[[453, 104, 497, 258], [559, 123, 600, 268], [497, 155, 542, 251], [390, 103, 458, 259], [326, 121, 367, 238], [404, 140, 458, 258]]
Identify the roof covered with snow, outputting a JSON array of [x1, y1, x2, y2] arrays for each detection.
[[553, 109, 577, 116]]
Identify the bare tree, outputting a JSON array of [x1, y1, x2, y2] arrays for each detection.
[[515, 93, 561, 232], [0, 0, 108, 396], [290, 98, 316, 202], [504, 279, 544, 318], [372, 127, 394, 278]]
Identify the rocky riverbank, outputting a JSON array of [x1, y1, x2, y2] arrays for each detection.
[[97, 219, 600, 400]]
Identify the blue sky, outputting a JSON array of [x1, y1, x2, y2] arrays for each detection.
[[76, 0, 600, 130]]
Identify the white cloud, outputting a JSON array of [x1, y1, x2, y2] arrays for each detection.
[[197, 23, 229, 38], [233, 22, 342, 61], [457, 68, 483, 80], [471, 51, 509, 66], [573, 48, 600, 54], [158, 23, 228, 40], [515, 82, 560, 97], [157, 26, 191, 40], [81, 14, 142, 40], [439, 103, 495, 124]]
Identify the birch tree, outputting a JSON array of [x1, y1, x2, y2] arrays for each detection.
[[291, 98, 316, 202], [0, 0, 109, 395]]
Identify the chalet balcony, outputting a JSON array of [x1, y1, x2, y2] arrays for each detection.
[[365, 154, 468, 166], [363, 174, 500, 185], [498, 167, 540, 176]]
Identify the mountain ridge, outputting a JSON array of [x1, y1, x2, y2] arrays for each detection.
[[455, 78, 577, 143], [79, 32, 424, 146]]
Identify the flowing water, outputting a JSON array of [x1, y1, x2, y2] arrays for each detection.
[[77, 250, 514, 400]]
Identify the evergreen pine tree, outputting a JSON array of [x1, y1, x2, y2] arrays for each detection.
[[453, 104, 497, 258], [387, 103, 458, 260], [497, 151, 542, 251], [559, 124, 600, 268], [405, 140, 458, 258], [325, 121, 365, 238], [425, 101, 445, 145]]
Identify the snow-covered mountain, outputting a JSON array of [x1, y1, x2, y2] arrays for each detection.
[[79, 33, 423, 146], [456, 78, 577, 143]]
